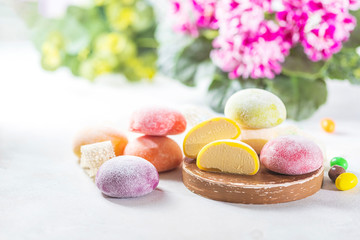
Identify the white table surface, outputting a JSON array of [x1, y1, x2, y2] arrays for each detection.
[[1, 42, 360, 240]]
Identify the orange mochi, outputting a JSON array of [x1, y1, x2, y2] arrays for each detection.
[[124, 136, 183, 172], [73, 126, 128, 158]]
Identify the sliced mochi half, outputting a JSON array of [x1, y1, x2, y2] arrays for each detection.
[[196, 139, 259, 175], [183, 117, 241, 159]]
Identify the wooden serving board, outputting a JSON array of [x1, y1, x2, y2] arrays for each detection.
[[182, 158, 324, 204]]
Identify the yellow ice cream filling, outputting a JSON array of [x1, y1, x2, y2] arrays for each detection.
[[183, 117, 241, 159], [196, 140, 259, 175]]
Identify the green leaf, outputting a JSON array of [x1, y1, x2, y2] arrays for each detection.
[[207, 71, 243, 112], [282, 45, 327, 79], [63, 54, 81, 76], [206, 70, 266, 113], [174, 37, 214, 86], [31, 17, 61, 50], [265, 75, 327, 120], [31, 6, 100, 54], [326, 48, 360, 84], [82, 8, 109, 40], [344, 10, 360, 48], [60, 8, 91, 54], [206, 71, 327, 120], [156, 14, 214, 86], [156, 21, 193, 77]]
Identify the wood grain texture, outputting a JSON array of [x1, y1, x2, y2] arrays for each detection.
[[182, 158, 324, 204]]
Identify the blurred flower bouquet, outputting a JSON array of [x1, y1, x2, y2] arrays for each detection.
[[156, 0, 360, 120], [25, 0, 157, 81]]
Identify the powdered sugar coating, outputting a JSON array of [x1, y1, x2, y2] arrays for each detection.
[[95, 156, 159, 198], [260, 135, 323, 175], [80, 141, 116, 179], [129, 107, 187, 136], [225, 88, 286, 129]]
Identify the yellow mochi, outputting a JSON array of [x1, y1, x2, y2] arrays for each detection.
[[197, 139, 259, 175], [183, 117, 241, 159]]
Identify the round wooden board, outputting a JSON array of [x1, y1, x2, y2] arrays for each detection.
[[182, 158, 324, 204]]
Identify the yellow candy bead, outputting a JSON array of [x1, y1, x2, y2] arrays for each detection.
[[335, 173, 358, 191], [197, 139, 259, 175], [183, 117, 241, 159], [321, 118, 335, 133]]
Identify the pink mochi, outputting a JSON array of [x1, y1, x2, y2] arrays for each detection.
[[260, 135, 323, 175], [95, 156, 159, 198], [129, 107, 187, 136]]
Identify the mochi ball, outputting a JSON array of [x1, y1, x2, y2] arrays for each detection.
[[129, 107, 187, 136], [224, 88, 286, 129], [73, 126, 128, 158], [260, 135, 323, 175], [96, 156, 159, 198], [124, 136, 183, 172]]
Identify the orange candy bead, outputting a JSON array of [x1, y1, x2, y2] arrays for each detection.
[[321, 118, 335, 133], [73, 126, 128, 158], [124, 136, 183, 172]]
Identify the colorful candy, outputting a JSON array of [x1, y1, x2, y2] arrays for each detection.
[[95, 156, 159, 198], [129, 107, 187, 136], [328, 165, 346, 182], [260, 135, 323, 175], [197, 140, 259, 175], [73, 126, 128, 158], [321, 118, 335, 133], [335, 173, 358, 191], [224, 89, 286, 129], [124, 136, 183, 172], [330, 157, 348, 170], [327, 156, 358, 191], [80, 141, 116, 179], [183, 117, 241, 158]]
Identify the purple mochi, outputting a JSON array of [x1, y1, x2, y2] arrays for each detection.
[[95, 156, 159, 198]]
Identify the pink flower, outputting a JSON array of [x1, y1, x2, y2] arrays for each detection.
[[171, 0, 218, 37], [277, 0, 357, 61], [171, 0, 359, 79], [215, 0, 266, 34], [211, 0, 291, 79], [302, 11, 356, 60], [192, 0, 218, 29], [349, 0, 360, 10]]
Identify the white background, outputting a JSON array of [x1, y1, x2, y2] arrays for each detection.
[[1, 40, 360, 240], [1, 3, 360, 239]]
